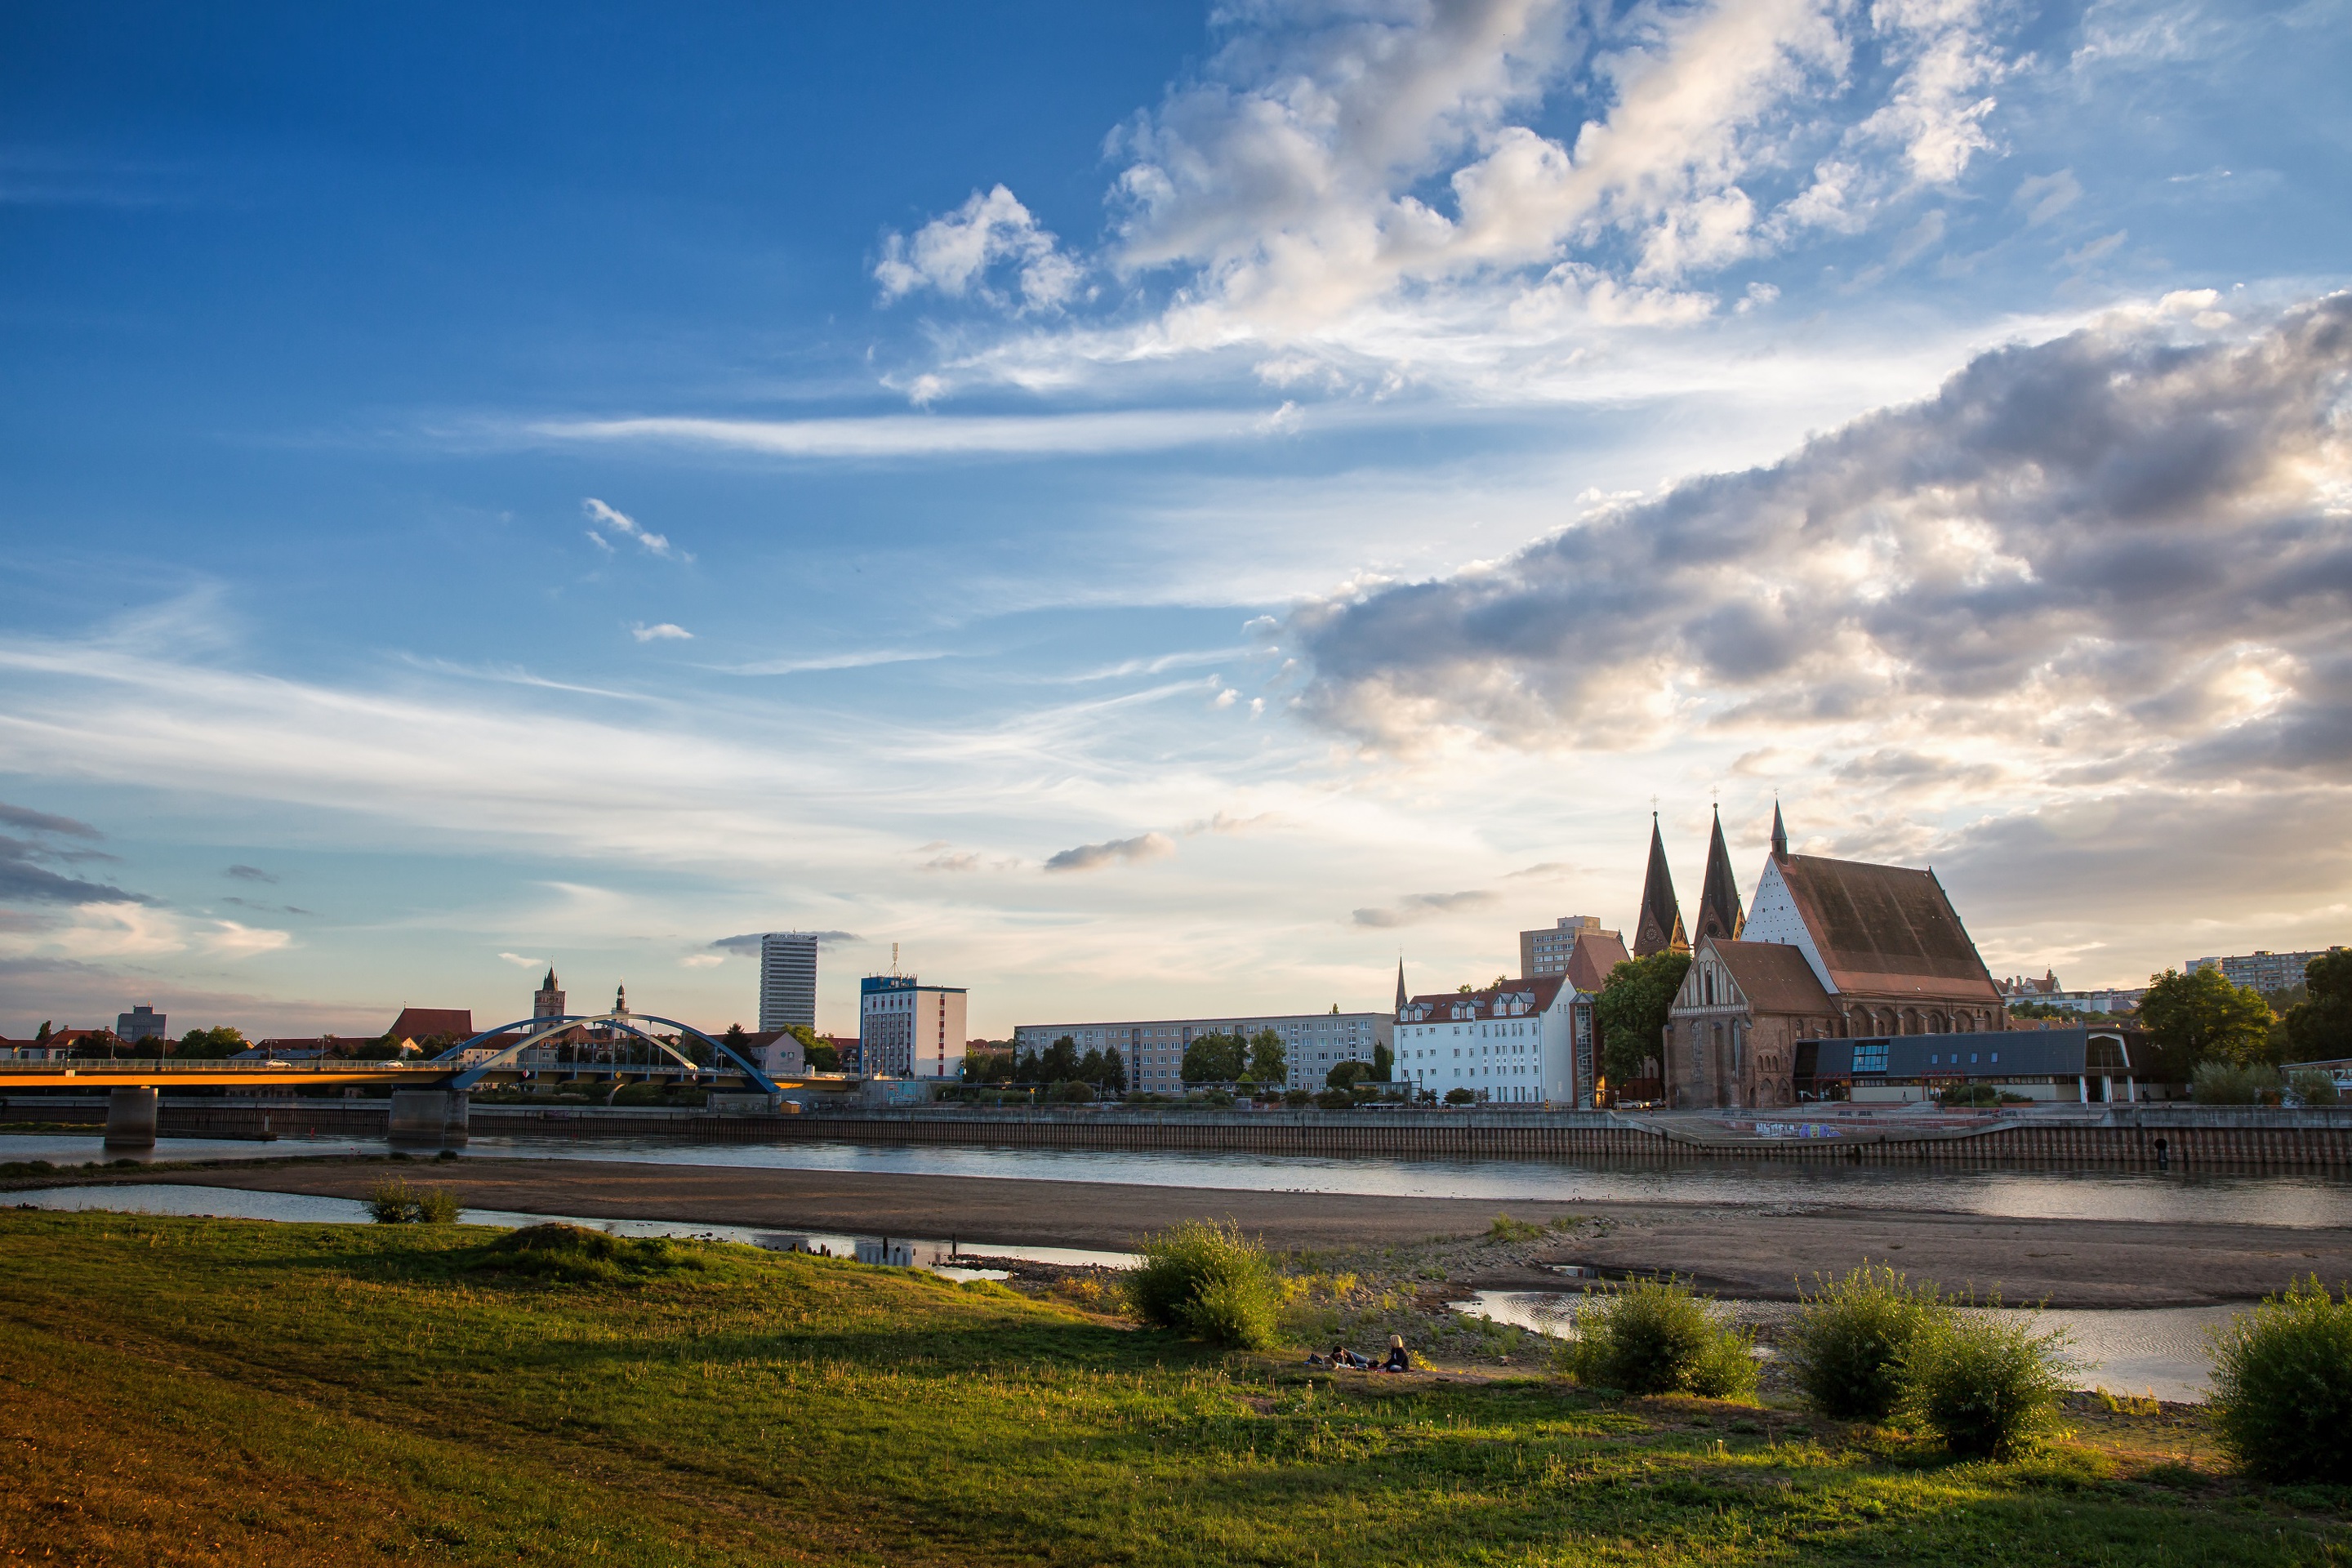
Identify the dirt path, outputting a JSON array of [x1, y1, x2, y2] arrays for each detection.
[[46, 1155, 2348, 1307]]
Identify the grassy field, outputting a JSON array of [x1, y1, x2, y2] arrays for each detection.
[[2, 1209, 2346, 1567]]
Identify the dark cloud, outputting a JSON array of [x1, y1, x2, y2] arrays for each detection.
[[1043, 831, 1176, 872], [0, 801, 101, 840], [709, 930, 859, 953], [221, 896, 312, 916], [225, 864, 278, 884], [0, 835, 154, 906], [1352, 889, 1499, 927], [1290, 293, 2352, 771]]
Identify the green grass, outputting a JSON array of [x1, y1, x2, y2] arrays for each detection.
[[1, 1210, 2345, 1566]]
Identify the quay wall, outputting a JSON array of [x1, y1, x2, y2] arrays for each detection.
[[8, 1098, 2352, 1170]]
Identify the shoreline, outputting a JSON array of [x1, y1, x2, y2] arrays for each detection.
[[18, 1153, 2350, 1307]]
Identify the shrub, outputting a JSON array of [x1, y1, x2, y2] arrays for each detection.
[[1555, 1276, 1757, 1398], [415, 1186, 461, 1224], [2287, 1069, 2341, 1108], [1785, 1264, 1950, 1423], [367, 1178, 460, 1224], [471, 1222, 702, 1283], [1126, 1220, 1281, 1350], [2194, 1060, 2283, 1105], [1936, 1083, 2001, 1108], [1314, 1088, 1353, 1110], [1283, 1088, 1312, 1107], [2207, 1276, 2352, 1482], [1444, 1087, 1477, 1106], [1050, 1080, 1094, 1103], [1899, 1310, 2073, 1459]]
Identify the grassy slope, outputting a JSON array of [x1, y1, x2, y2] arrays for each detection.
[[0, 1212, 2343, 1567]]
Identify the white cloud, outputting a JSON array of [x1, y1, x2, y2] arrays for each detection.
[[1352, 889, 1499, 927], [678, 953, 724, 969], [532, 408, 1309, 459], [584, 497, 690, 561], [631, 622, 693, 643], [2013, 168, 2082, 227], [497, 951, 544, 968], [875, 185, 1082, 313], [1042, 831, 1178, 873]]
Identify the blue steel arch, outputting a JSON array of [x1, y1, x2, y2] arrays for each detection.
[[430, 1013, 780, 1094]]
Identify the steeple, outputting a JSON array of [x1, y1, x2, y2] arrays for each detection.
[[1633, 813, 1689, 958], [1394, 957, 1408, 1017], [613, 982, 628, 1017], [1771, 800, 1788, 861], [543, 966, 557, 990], [1694, 805, 1745, 944]]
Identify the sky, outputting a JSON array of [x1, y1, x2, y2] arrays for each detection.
[[2, 0, 2348, 1040]]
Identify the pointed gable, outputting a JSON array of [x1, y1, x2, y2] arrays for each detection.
[[1633, 815, 1688, 958], [1693, 808, 1744, 943], [1760, 854, 2001, 1004], [1566, 928, 1632, 992], [1698, 938, 1835, 1015], [389, 1006, 473, 1042]]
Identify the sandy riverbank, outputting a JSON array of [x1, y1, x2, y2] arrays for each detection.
[[33, 1155, 2343, 1307]]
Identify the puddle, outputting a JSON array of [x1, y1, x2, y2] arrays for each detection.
[[1450, 1289, 2238, 1402], [6, 1183, 1133, 1276]]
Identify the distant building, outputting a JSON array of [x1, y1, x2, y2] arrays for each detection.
[[1997, 972, 2147, 1014], [759, 933, 819, 1031], [860, 974, 966, 1079], [1519, 917, 1632, 992], [2188, 948, 2345, 996], [737, 1028, 807, 1076], [1011, 1011, 1394, 1092], [117, 1004, 166, 1044], [534, 969, 565, 1019], [388, 1007, 473, 1047], [1394, 978, 1597, 1106], [1796, 1025, 2148, 1104]]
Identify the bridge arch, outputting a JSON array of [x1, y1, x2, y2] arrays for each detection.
[[432, 1013, 780, 1094]]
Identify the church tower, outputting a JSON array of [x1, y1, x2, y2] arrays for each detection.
[[1693, 806, 1745, 944], [1632, 813, 1689, 958], [1393, 958, 1408, 1018], [1771, 800, 1789, 861], [534, 967, 565, 1019], [613, 982, 628, 1017]]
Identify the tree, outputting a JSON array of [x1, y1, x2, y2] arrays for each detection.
[[1039, 1035, 1082, 1083], [804, 1040, 840, 1072], [175, 1026, 249, 1060], [962, 1046, 1016, 1083], [2287, 951, 2352, 1062], [2139, 968, 2275, 1080], [1372, 1040, 1393, 1082], [1325, 1059, 1370, 1091], [1245, 1028, 1285, 1085], [1182, 1031, 1245, 1085], [1595, 951, 1691, 1091]]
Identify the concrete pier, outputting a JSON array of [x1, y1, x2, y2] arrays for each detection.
[[103, 1085, 158, 1150], [386, 1089, 469, 1148]]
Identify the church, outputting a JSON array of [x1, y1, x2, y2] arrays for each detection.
[[1640, 806, 2008, 1109]]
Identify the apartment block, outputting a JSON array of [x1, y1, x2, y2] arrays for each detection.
[[1012, 1011, 1394, 1091]]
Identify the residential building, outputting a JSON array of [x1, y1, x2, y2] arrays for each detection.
[[533, 969, 565, 1019], [860, 974, 966, 1078], [759, 933, 820, 1031], [1664, 810, 2009, 1109], [116, 1004, 167, 1044], [1520, 917, 1630, 989], [2188, 948, 2345, 996], [1011, 1011, 1394, 1092], [1795, 1025, 2148, 1104], [736, 1028, 806, 1077], [1998, 970, 2146, 1014], [1394, 978, 1597, 1106], [1633, 813, 1689, 957]]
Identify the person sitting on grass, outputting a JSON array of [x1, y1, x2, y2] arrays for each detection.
[[1329, 1342, 1372, 1370], [1381, 1334, 1411, 1373]]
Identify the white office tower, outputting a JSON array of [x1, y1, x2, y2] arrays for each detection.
[[759, 932, 819, 1031]]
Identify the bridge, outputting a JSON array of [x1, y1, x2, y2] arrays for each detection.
[[2, 1011, 828, 1149]]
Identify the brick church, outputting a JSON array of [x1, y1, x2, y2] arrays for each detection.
[[1635, 805, 2007, 1110]]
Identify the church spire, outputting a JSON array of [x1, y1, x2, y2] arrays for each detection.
[[1633, 813, 1689, 958], [1771, 800, 1788, 861], [1695, 805, 1744, 944], [1394, 957, 1408, 1016]]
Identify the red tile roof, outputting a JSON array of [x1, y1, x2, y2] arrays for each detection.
[[1401, 975, 1572, 1023], [1704, 939, 1837, 1015], [389, 1007, 474, 1041], [1774, 855, 2002, 1004]]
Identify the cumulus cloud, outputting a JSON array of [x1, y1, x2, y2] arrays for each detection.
[[584, 497, 688, 561], [875, 185, 1082, 313], [1043, 831, 1178, 873], [1287, 294, 2352, 790], [1352, 889, 1500, 927]]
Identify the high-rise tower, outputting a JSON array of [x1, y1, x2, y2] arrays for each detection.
[[534, 967, 565, 1019], [759, 932, 819, 1031], [1632, 813, 1689, 958]]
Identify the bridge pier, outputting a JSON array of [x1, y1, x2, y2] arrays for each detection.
[[104, 1086, 158, 1150], [387, 1089, 469, 1148]]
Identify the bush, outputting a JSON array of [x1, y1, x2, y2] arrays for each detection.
[[1050, 1080, 1094, 1103], [471, 1223, 702, 1283], [1936, 1083, 2001, 1108], [1555, 1276, 1757, 1398], [1125, 1220, 1281, 1350], [366, 1178, 459, 1224], [1785, 1264, 1949, 1422], [1314, 1088, 1353, 1110], [1899, 1310, 2073, 1459], [1283, 1088, 1312, 1107], [2208, 1276, 2352, 1482], [1444, 1087, 1477, 1106], [2287, 1069, 2341, 1108], [2194, 1060, 2283, 1105]]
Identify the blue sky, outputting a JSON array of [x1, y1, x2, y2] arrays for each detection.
[[2, 0, 2348, 1040]]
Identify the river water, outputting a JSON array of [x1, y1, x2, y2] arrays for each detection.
[[10, 1129, 2352, 1227]]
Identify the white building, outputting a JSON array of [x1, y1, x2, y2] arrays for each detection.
[[759, 933, 819, 1031], [1011, 1011, 1393, 1092], [860, 974, 967, 1079], [1393, 977, 1597, 1107]]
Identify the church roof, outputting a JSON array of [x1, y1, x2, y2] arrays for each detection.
[[1399, 975, 1572, 1022], [389, 1006, 474, 1041], [1705, 938, 1835, 1015], [1694, 808, 1744, 943], [1565, 929, 1632, 992], [1772, 855, 2001, 1003], [1633, 816, 1688, 958]]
